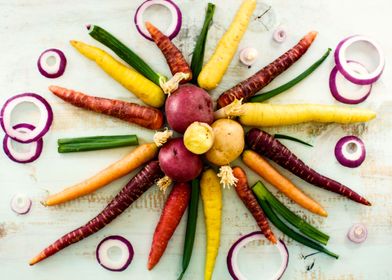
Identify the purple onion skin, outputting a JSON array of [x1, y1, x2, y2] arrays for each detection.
[[246, 128, 371, 206], [3, 123, 43, 164], [37, 48, 67, 79], [0, 93, 53, 143], [158, 137, 203, 182], [334, 136, 366, 168], [96, 235, 134, 272], [165, 84, 214, 134]]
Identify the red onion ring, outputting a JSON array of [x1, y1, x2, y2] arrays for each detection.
[[134, 0, 182, 41], [227, 231, 289, 280], [347, 223, 367, 243], [329, 61, 372, 104], [3, 123, 43, 163], [273, 27, 287, 43], [0, 93, 53, 143], [96, 235, 134, 272], [10, 193, 32, 214], [37, 48, 67, 78], [334, 35, 385, 85], [334, 136, 366, 168]]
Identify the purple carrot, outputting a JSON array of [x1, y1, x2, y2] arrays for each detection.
[[29, 161, 164, 265], [246, 128, 371, 206]]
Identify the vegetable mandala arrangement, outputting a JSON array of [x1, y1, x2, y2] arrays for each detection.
[[2, 0, 385, 279]]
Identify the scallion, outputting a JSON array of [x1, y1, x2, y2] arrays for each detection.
[[274, 133, 313, 147]]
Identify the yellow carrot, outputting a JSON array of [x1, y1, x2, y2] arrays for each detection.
[[70, 40, 165, 108], [198, 0, 256, 90], [242, 150, 327, 216], [43, 143, 158, 206], [200, 169, 222, 280], [239, 103, 376, 127]]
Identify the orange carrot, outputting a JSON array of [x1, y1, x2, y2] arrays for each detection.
[[232, 166, 277, 244], [148, 182, 191, 270], [217, 31, 317, 108], [50, 85, 163, 130], [242, 150, 327, 217], [146, 22, 192, 82], [43, 143, 158, 206]]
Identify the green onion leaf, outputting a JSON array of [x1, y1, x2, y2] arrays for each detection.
[[274, 134, 313, 147]]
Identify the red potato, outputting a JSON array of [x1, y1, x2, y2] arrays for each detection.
[[165, 84, 214, 134], [159, 138, 203, 182]]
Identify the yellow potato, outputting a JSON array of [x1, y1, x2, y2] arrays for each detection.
[[205, 119, 244, 166], [184, 122, 214, 154]]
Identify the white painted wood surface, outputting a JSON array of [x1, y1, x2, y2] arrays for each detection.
[[1, 0, 391, 279]]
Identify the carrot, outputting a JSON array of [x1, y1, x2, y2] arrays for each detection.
[[246, 128, 371, 206], [29, 161, 163, 265], [70, 40, 165, 108], [217, 31, 318, 108], [43, 143, 158, 206], [49, 85, 163, 130], [242, 150, 327, 216], [198, 0, 256, 90], [147, 182, 191, 270], [239, 103, 376, 127], [232, 166, 277, 243], [200, 169, 222, 280]]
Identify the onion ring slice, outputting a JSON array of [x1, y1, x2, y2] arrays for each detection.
[[334, 135, 366, 168], [37, 48, 67, 78], [96, 235, 134, 272]]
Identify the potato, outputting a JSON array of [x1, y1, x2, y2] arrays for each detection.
[[183, 122, 214, 154], [205, 119, 244, 166]]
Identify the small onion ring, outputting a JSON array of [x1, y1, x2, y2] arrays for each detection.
[[3, 123, 44, 163], [273, 27, 287, 43], [334, 35, 385, 85], [334, 136, 366, 168], [96, 235, 134, 272], [10, 193, 32, 214], [0, 93, 53, 143], [134, 0, 182, 41], [329, 61, 372, 104], [37, 48, 67, 78], [227, 231, 289, 280], [347, 223, 368, 243]]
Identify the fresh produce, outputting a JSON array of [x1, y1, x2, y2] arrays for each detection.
[[200, 169, 222, 280], [29, 161, 163, 265], [347, 223, 368, 243], [205, 119, 244, 166], [239, 103, 376, 127], [198, 0, 256, 90], [334, 35, 385, 85], [70, 40, 165, 108], [37, 48, 67, 78], [178, 179, 200, 280], [148, 182, 191, 270], [134, 0, 182, 41], [246, 128, 371, 205], [250, 48, 331, 103], [274, 134, 313, 147], [57, 134, 138, 153], [334, 136, 366, 168], [183, 122, 214, 154], [256, 191, 338, 258], [87, 25, 165, 86], [190, 3, 215, 84], [43, 143, 158, 206], [165, 84, 214, 134], [146, 22, 192, 92], [232, 167, 277, 243], [217, 31, 318, 108], [242, 150, 327, 217], [158, 138, 203, 184], [227, 232, 289, 280], [252, 181, 329, 245], [49, 86, 163, 130], [273, 27, 287, 43], [3, 124, 43, 163], [10, 193, 32, 215], [239, 47, 258, 67], [96, 235, 134, 272], [329, 60, 372, 104], [1, 93, 53, 143]]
